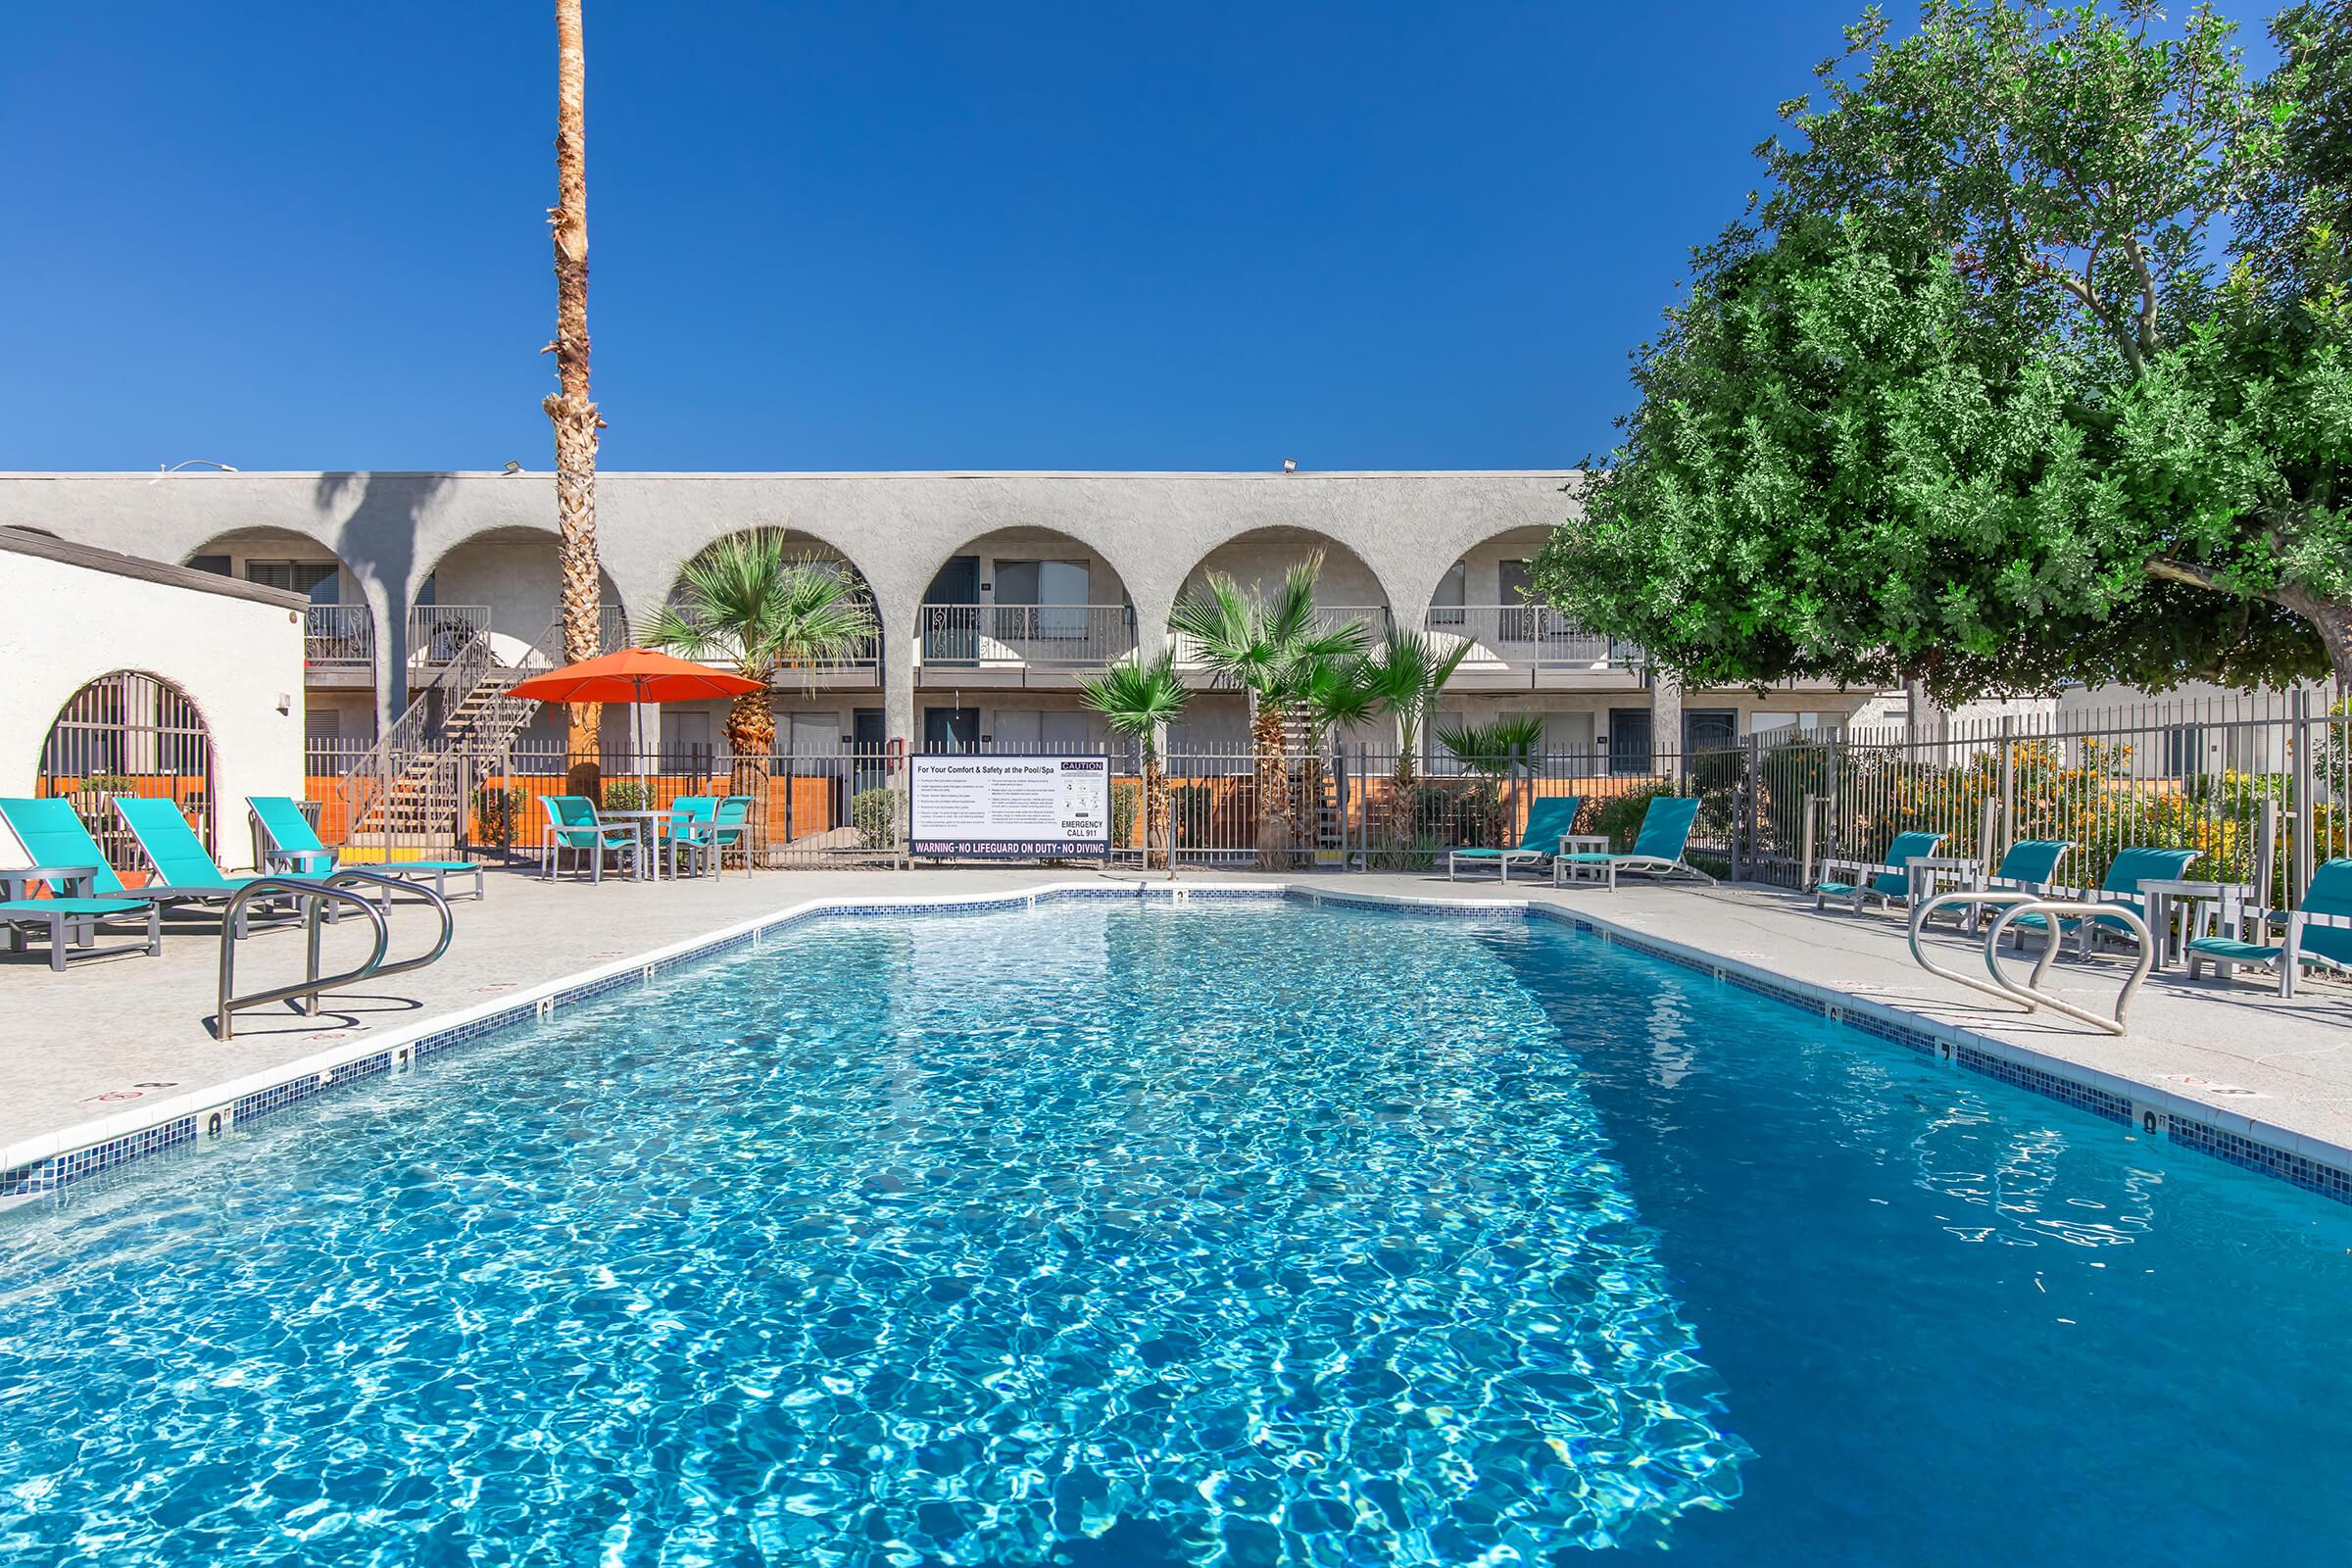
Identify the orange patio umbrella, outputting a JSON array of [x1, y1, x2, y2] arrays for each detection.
[[508, 648, 764, 783]]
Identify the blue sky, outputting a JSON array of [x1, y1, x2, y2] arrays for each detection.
[[0, 1, 2237, 472]]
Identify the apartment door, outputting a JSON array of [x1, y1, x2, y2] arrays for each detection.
[[923, 707, 980, 753], [923, 556, 980, 663], [852, 709, 887, 793], [1683, 709, 1739, 752], [1607, 707, 1653, 775]]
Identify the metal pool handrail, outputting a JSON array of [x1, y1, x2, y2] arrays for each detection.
[[216, 871, 454, 1040], [1906, 891, 2154, 1036]]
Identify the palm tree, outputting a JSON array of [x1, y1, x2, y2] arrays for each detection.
[[1355, 626, 1471, 794], [642, 534, 880, 854], [546, 0, 605, 798], [1168, 555, 1366, 867], [1438, 714, 1545, 847], [1076, 652, 1188, 873]]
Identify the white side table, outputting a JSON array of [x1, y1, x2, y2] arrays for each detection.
[[2139, 878, 2253, 968]]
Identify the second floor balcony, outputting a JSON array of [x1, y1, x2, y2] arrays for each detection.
[[916, 604, 1137, 685], [303, 606, 374, 685], [1425, 607, 1645, 688]]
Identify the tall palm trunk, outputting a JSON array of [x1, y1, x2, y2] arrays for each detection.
[[1251, 701, 1291, 869], [547, 0, 604, 800], [1144, 753, 1170, 873], [725, 677, 774, 864]]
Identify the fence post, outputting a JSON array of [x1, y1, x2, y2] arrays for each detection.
[[2293, 686, 2317, 905], [1997, 716, 2016, 858], [2259, 796, 2279, 913], [1799, 792, 1818, 889]]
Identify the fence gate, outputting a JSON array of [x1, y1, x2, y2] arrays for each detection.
[[37, 670, 218, 865]]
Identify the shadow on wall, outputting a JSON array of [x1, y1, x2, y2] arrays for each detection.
[[312, 471, 455, 675]]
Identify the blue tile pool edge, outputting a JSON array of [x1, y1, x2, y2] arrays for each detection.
[[6, 881, 2345, 1211]]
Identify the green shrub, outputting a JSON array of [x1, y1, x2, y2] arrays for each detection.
[[851, 787, 902, 850], [1592, 783, 1675, 852], [601, 781, 651, 813], [1111, 780, 1141, 848]]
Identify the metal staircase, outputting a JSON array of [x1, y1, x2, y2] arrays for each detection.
[[342, 619, 566, 854]]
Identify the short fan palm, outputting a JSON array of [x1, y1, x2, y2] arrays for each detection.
[[1077, 651, 1188, 870]]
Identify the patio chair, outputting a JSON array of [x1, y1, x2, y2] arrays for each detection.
[[1553, 795, 1712, 890], [0, 797, 281, 937], [2003, 845, 2200, 959], [114, 795, 320, 933], [664, 795, 715, 878], [1813, 830, 1946, 915], [248, 794, 483, 901], [2186, 857, 2352, 999], [537, 795, 641, 882], [1447, 795, 1586, 884], [1911, 838, 2078, 932], [708, 795, 755, 876]]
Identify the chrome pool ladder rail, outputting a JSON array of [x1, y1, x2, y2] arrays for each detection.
[[1906, 891, 2154, 1036], [216, 870, 454, 1041]]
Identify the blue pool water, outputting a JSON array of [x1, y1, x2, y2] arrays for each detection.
[[2, 901, 2350, 1565]]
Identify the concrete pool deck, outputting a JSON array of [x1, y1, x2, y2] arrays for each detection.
[[3, 863, 2341, 1195]]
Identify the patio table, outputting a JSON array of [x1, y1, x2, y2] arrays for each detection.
[[2139, 878, 2254, 969], [603, 809, 679, 882], [0, 864, 101, 902]]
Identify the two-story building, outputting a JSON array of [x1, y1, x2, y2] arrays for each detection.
[[0, 468, 1896, 771]]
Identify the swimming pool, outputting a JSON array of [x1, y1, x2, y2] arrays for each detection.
[[2, 900, 2348, 1565]]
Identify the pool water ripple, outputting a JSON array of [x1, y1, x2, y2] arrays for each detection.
[[1, 905, 1745, 1566]]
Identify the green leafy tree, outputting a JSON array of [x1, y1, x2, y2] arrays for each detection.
[[1077, 652, 1189, 871], [1169, 555, 1366, 866], [1538, 0, 2349, 696]]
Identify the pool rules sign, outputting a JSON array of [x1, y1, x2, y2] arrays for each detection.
[[907, 755, 1113, 858]]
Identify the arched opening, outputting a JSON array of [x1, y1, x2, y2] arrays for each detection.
[[1169, 527, 1390, 751], [37, 671, 217, 868], [1425, 525, 1625, 671], [418, 526, 628, 672], [914, 527, 1138, 754], [655, 529, 887, 770]]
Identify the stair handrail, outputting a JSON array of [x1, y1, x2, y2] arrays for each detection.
[[1906, 891, 2154, 1036], [340, 619, 501, 822], [217, 878, 389, 1040]]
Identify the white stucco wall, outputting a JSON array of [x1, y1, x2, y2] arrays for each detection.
[[0, 537, 306, 871]]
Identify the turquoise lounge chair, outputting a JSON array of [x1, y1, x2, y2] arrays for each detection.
[[0, 797, 275, 935], [113, 796, 318, 931], [538, 796, 641, 882], [1553, 795, 1711, 890], [1914, 838, 2077, 932], [248, 794, 483, 901], [2004, 845, 2199, 958], [1447, 795, 1586, 884], [695, 795, 755, 877], [2187, 857, 2352, 999], [1814, 830, 1947, 915]]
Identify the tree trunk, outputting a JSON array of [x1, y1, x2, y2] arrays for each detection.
[[1251, 701, 1291, 869], [1145, 753, 1170, 872], [724, 684, 774, 865], [547, 0, 604, 802]]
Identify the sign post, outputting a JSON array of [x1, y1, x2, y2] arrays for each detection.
[[908, 754, 1112, 860]]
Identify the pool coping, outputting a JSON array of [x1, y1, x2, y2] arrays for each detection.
[[6, 881, 2348, 1209]]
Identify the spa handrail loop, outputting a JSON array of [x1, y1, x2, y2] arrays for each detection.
[[215, 873, 453, 1041]]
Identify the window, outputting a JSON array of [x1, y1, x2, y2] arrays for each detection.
[[991, 710, 1094, 752], [246, 561, 339, 605], [665, 709, 713, 763], [2162, 724, 2206, 777], [996, 561, 1091, 640], [1431, 561, 1466, 628], [784, 712, 841, 758], [1683, 709, 1739, 751], [188, 554, 230, 576], [1499, 560, 1542, 641]]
